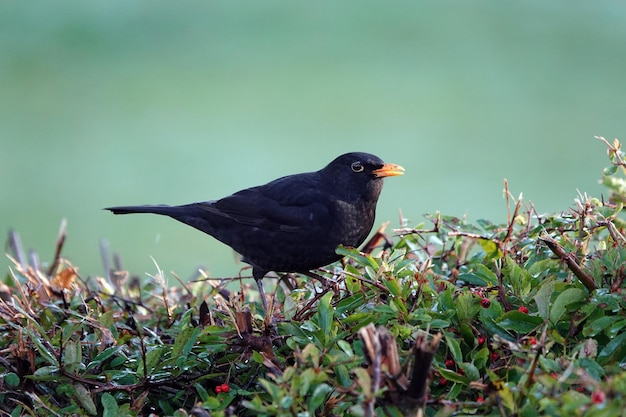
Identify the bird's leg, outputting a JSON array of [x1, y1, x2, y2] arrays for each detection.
[[255, 276, 268, 314], [252, 268, 271, 315], [253, 269, 280, 339]]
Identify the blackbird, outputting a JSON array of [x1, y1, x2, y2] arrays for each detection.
[[105, 152, 404, 309]]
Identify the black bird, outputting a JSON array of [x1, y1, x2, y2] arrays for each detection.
[[106, 152, 404, 310]]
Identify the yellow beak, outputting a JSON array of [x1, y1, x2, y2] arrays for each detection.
[[373, 163, 405, 178]]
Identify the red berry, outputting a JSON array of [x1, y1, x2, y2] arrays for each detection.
[[518, 306, 529, 314], [481, 298, 491, 308], [476, 396, 484, 403], [221, 383, 230, 393], [438, 377, 447, 386], [445, 359, 455, 368], [215, 385, 222, 394], [591, 391, 605, 404], [491, 352, 499, 362], [477, 336, 486, 346], [529, 337, 537, 345]]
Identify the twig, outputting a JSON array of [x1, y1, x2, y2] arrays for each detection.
[[596, 135, 626, 166], [502, 179, 522, 246], [292, 288, 332, 321], [339, 268, 389, 292], [598, 219, 626, 244], [359, 324, 441, 416], [405, 332, 442, 410], [539, 234, 597, 292], [6, 230, 27, 270], [28, 250, 41, 273], [47, 219, 67, 277], [394, 212, 441, 237], [100, 238, 111, 284], [494, 260, 511, 311], [524, 324, 547, 391], [448, 231, 502, 246], [361, 222, 393, 254]]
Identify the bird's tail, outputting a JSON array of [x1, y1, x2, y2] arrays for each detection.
[[105, 203, 219, 239], [105, 205, 180, 216]]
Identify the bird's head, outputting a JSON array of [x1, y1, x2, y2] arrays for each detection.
[[320, 152, 404, 201]]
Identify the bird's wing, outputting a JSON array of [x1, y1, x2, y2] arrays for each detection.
[[195, 180, 331, 233]]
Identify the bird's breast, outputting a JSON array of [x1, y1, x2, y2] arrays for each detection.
[[330, 199, 377, 247]]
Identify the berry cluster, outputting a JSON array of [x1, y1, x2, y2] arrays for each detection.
[[215, 383, 231, 394]]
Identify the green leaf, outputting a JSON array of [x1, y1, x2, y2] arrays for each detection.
[[298, 368, 314, 396], [251, 350, 264, 364], [457, 272, 490, 286], [445, 333, 463, 364], [335, 364, 351, 387], [194, 382, 210, 402], [10, 405, 23, 417], [139, 346, 165, 376], [497, 311, 544, 334], [341, 312, 375, 327], [259, 378, 283, 400], [527, 258, 559, 277], [503, 256, 533, 296], [33, 366, 59, 377], [301, 344, 321, 368], [459, 323, 475, 345], [336, 245, 379, 269], [172, 324, 199, 361], [74, 383, 97, 416], [280, 322, 313, 343], [498, 382, 517, 412], [438, 368, 469, 385], [88, 346, 122, 369], [391, 297, 408, 316], [478, 238, 502, 259], [455, 291, 480, 322], [429, 319, 451, 329], [101, 393, 119, 417], [307, 383, 333, 412], [337, 340, 354, 357], [458, 362, 480, 381], [466, 264, 499, 286], [4, 372, 20, 387], [279, 395, 293, 409], [480, 314, 515, 341], [353, 367, 372, 396], [22, 327, 58, 367], [550, 288, 587, 324], [560, 391, 591, 413], [317, 291, 334, 344], [63, 340, 82, 373], [597, 331, 626, 365], [584, 316, 621, 337], [534, 279, 556, 321], [448, 381, 463, 399], [344, 268, 362, 293], [383, 276, 402, 298], [472, 347, 490, 369], [241, 398, 268, 413]]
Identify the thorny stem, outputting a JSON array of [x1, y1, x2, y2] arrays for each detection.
[[47, 219, 67, 277], [539, 234, 597, 292]]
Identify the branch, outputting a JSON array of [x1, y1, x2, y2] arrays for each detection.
[[539, 234, 597, 292]]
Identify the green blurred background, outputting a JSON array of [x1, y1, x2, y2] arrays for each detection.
[[2, 1, 625, 281]]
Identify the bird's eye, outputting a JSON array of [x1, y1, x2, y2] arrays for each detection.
[[351, 162, 364, 173]]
